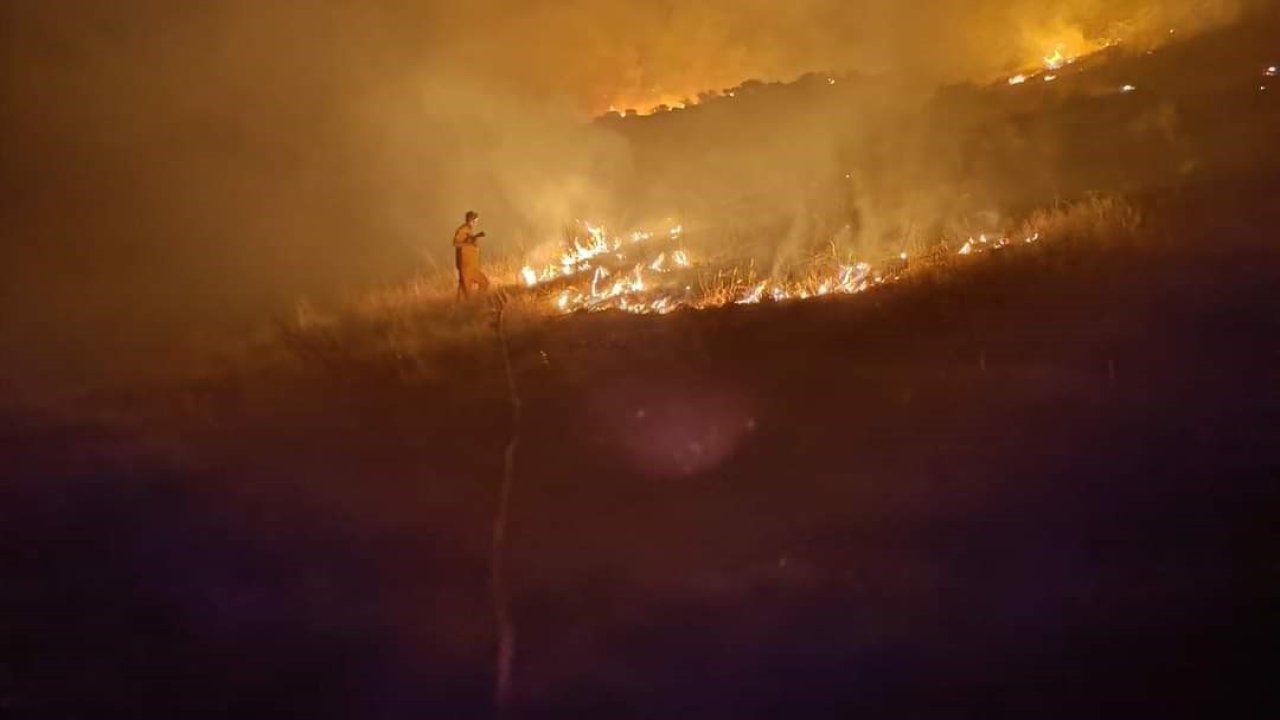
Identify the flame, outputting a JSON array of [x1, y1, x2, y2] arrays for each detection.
[[522, 222, 877, 314], [737, 282, 767, 305], [599, 92, 691, 117], [1006, 29, 1120, 87], [1043, 46, 1067, 70], [512, 219, 1048, 317]]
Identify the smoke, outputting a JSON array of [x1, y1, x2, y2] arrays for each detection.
[[444, 0, 1246, 110], [0, 0, 1248, 389]]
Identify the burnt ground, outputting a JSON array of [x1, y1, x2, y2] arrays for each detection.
[[3, 169, 1279, 718]]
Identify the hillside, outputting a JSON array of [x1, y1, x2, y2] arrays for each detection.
[[4, 11, 1280, 720]]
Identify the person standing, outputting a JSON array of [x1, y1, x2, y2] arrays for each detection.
[[454, 210, 489, 301]]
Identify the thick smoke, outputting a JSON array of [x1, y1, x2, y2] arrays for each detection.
[[0, 0, 1246, 390], [445, 0, 1244, 110]]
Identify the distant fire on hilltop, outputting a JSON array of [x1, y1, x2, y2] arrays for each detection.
[[1006, 29, 1124, 86], [597, 22, 1145, 117], [598, 77, 839, 119], [604, 94, 690, 117]]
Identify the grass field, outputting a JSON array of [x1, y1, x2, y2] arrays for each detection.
[[4, 13, 1280, 720]]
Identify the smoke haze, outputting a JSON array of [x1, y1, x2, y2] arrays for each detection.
[[0, 0, 1248, 390]]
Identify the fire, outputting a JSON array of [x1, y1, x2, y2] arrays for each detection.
[[515, 219, 690, 308], [514, 221, 900, 315], [600, 92, 691, 117], [510, 214, 1044, 317], [1043, 46, 1067, 70], [1006, 30, 1120, 88], [738, 282, 767, 305]]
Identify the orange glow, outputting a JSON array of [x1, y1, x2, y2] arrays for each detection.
[[600, 93, 692, 117], [1043, 46, 1068, 70], [1005, 28, 1123, 87], [514, 220, 1045, 317]]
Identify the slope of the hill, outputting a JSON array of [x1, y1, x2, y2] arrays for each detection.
[[600, 12, 1280, 251], [5, 169, 1278, 718], [4, 13, 1280, 720]]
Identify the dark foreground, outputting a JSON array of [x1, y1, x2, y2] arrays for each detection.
[[4, 172, 1279, 718]]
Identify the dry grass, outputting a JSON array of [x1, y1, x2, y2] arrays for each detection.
[[256, 193, 1146, 386], [262, 249, 562, 386], [356, 251, 531, 318], [1022, 195, 1143, 244]]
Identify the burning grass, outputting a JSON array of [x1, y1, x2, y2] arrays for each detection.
[[265, 193, 1144, 383], [351, 194, 1145, 328], [496, 194, 1142, 317]]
